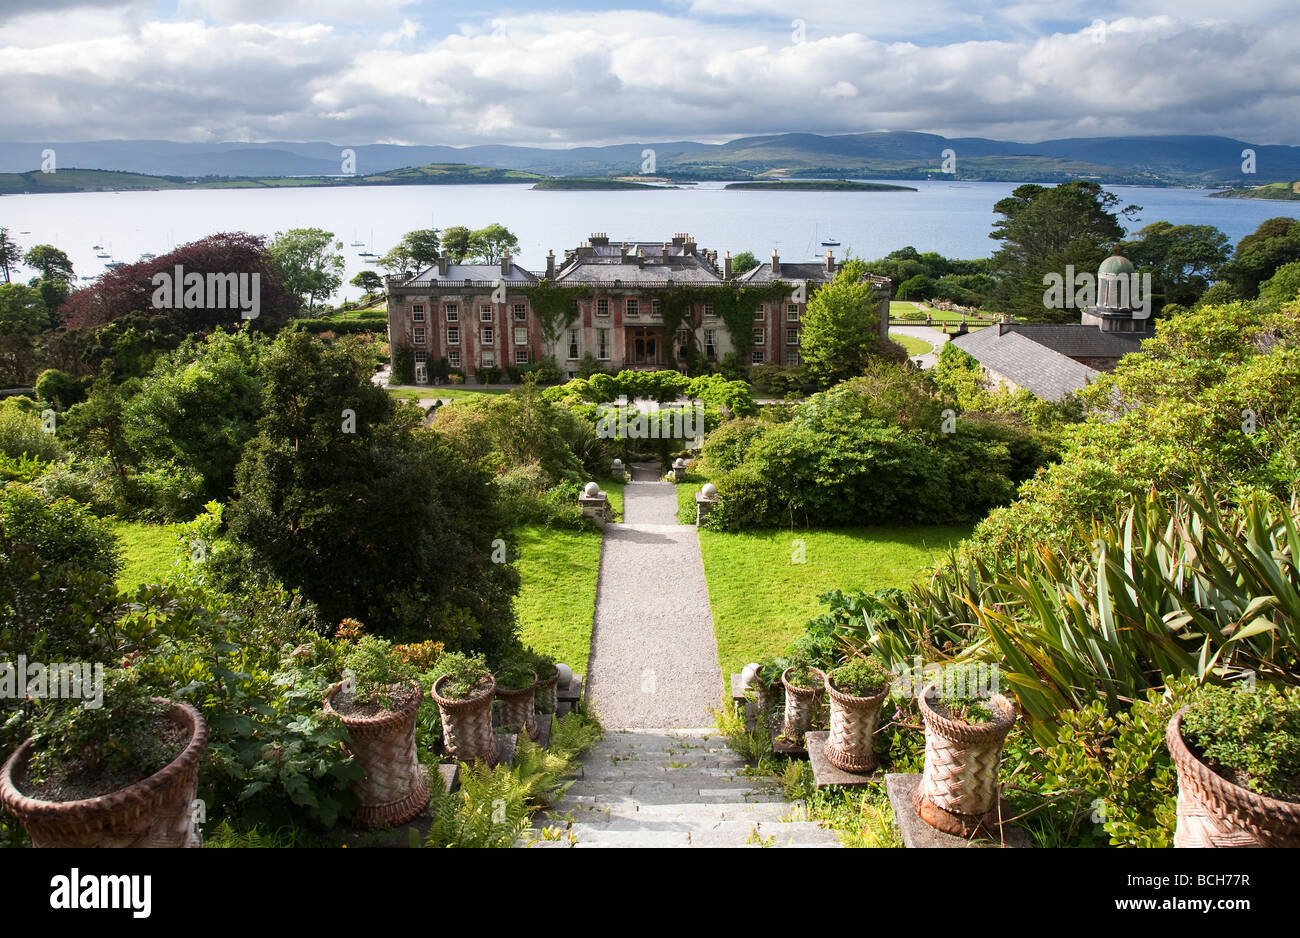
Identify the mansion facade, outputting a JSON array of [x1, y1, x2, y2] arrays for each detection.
[[385, 233, 891, 382]]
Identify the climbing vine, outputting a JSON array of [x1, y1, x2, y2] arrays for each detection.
[[658, 282, 799, 363], [519, 282, 589, 344]]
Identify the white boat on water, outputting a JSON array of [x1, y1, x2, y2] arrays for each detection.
[[139, 253, 156, 262]]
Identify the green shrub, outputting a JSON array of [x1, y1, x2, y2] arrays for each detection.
[[0, 401, 64, 462], [1182, 684, 1300, 801], [337, 636, 419, 709], [430, 651, 492, 700], [26, 667, 176, 790], [828, 657, 892, 696]]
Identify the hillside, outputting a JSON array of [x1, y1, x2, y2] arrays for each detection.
[[1210, 181, 1300, 201], [723, 179, 916, 191], [532, 177, 666, 190], [5, 133, 1297, 186], [0, 162, 545, 194]]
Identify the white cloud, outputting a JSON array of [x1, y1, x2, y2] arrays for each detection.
[[0, 5, 1296, 146]]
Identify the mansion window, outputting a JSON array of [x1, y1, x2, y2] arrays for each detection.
[[704, 329, 717, 359], [481, 326, 494, 345], [513, 304, 527, 321], [413, 326, 426, 345], [676, 327, 691, 348], [786, 328, 799, 345], [445, 303, 458, 321], [515, 349, 529, 365], [786, 350, 800, 366], [514, 327, 527, 346], [651, 299, 662, 316], [754, 305, 765, 320], [751, 349, 765, 364], [703, 303, 715, 318], [596, 298, 609, 317], [479, 304, 493, 321], [597, 328, 611, 360], [567, 328, 580, 360], [448, 350, 461, 368], [412, 304, 426, 323], [482, 350, 495, 368], [786, 304, 799, 321], [446, 326, 460, 345], [753, 327, 765, 346], [626, 298, 639, 317], [414, 349, 428, 364]]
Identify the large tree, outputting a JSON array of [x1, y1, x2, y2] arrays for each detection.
[[439, 226, 474, 263], [268, 228, 345, 317], [1217, 217, 1300, 300], [22, 244, 74, 284], [468, 223, 519, 264], [0, 229, 21, 285], [798, 259, 902, 386], [59, 232, 298, 331], [1119, 222, 1230, 310], [0, 283, 49, 329], [224, 332, 520, 652], [378, 229, 440, 275], [989, 182, 1139, 321]]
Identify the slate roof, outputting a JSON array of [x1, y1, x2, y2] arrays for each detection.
[[952, 328, 1103, 402], [407, 263, 538, 283], [553, 251, 723, 284], [1001, 324, 1145, 359], [737, 262, 837, 284]]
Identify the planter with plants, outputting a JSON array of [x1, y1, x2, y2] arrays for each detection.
[[1166, 684, 1300, 847], [531, 652, 560, 718], [494, 660, 539, 741], [823, 657, 894, 773], [430, 652, 498, 765], [914, 667, 1016, 838], [780, 660, 824, 747], [324, 636, 428, 829], [0, 667, 209, 848]]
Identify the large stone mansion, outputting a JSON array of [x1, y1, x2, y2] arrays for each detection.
[[385, 233, 891, 381]]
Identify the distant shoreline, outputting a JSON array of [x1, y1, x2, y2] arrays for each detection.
[[724, 180, 918, 192]]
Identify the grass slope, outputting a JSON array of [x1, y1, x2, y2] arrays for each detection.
[[513, 525, 603, 673], [699, 525, 972, 676]]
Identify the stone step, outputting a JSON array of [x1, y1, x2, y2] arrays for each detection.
[[549, 799, 800, 829], [560, 782, 786, 805]]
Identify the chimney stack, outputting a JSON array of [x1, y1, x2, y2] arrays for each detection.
[[437, 256, 449, 277], [723, 250, 733, 281], [824, 249, 834, 275], [501, 249, 512, 277], [620, 241, 628, 262], [545, 249, 555, 280], [770, 249, 781, 278]]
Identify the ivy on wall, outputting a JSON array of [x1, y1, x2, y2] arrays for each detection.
[[518, 282, 589, 344]]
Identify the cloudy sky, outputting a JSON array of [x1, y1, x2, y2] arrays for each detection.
[[1, 0, 1296, 146]]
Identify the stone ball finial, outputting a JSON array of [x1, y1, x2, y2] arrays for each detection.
[[555, 663, 573, 688], [612, 458, 624, 467], [701, 483, 718, 498], [673, 457, 685, 468], [584, 482, 600, 497]]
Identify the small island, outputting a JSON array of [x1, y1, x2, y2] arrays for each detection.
[[724, 179, 918, 192], [1210, 181, 1300, 201], [531, 177, 674, 190]]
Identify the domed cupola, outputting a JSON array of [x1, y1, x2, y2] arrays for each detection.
[[1096, 252, 1136, 310]]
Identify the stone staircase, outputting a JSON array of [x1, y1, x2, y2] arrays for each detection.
[[530, 729, 841, 848]]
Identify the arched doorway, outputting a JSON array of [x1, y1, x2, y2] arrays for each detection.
[[629, 327, 663, 366]]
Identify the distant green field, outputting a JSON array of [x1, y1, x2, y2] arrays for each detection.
[[113, 521, 183, 589]]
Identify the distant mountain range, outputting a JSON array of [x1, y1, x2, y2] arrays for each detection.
[[1, 133, 1297, 186]]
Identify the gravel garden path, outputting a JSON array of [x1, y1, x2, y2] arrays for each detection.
[[532, 475, 841, 848], [585, 477, 718, 728]]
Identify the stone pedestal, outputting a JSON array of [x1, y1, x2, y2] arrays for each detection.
[[884, 773, 1029, 848], [610, 459, 627, 483], [806, 731, 876, 789], [695, 491, 720, 525], [671, 458, 686, 482], [579, 490, 611, 526]]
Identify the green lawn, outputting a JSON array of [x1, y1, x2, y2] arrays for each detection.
[[513, 524, 603, 674], [112, 521, 183, 590], [893, 334, 934, 356], [385, 387, 511, 401], [699, 525, 973, 676]]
